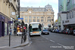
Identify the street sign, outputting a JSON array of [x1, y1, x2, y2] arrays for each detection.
[[12, 12, 15, 15], [18, 18, 23, 20], [8, 21, 13, 23], [17, 15, 19, 17]]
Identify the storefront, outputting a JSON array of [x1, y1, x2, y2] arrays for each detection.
[[0, 14, 10, 37], [63, 17, 75, 30]]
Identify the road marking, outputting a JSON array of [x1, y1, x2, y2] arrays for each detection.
[[28, 41, 32, 46], [57, 43, 64, 46], [46, 38, 48, 40], [42, 36, 55, 43], [0, 46, 9, 48], [50, 40, 55, 43]]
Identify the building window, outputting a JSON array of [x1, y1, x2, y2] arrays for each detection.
[[48, 17, 50, 18], [47, 19, 51, 22], [29, 16, 32, 18], [25, 19, 27, 22], [41, 19, 43, 22], [41, 17, 44, 18], [37, 17, 40, 19], [33, 19, 36, 22], [25, 16, 27, 18], [52, 19, 53, 21], [33, 17, 36, 18], [29, 19, 32, 22], [37, 19, 40, 22]]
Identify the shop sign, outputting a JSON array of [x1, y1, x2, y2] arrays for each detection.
[[8, 21, 13, 23]]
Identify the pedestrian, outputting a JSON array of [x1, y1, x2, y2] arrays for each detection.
[[23, 25, 26, 42], [14, 27, 16, 35]]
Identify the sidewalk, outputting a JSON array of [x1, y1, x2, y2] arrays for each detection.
[[0, 35, 21, 47], [0, 32, 30, 50]]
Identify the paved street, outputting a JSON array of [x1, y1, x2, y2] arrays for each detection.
[[0, 32, 75, 50], [13, 32, 75, 50]]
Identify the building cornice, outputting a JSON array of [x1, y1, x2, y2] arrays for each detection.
[[0, 12, 10, 19]]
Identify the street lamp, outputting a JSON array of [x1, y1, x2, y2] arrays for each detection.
[[9, 0, 12, 47]]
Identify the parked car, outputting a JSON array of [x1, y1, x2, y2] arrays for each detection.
[[62, 30, 66, 34], [52, 29, 55, 32], [41, 27, 49, 35], [65, 28, 73, 34], [50, 29, 53, 32], [55, 29, 59, 33], [65, 29, 70, 34], [73, 30, 75, 35], [59, 30, 62, 33]]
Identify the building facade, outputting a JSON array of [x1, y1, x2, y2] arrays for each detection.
[[58, 0, 67, 12], [58, 0, 75, 30], [58, 0, 67, 30], [0, 0, 19, 37], [20, 4, 54, 27], [63, 0, 75, 29]]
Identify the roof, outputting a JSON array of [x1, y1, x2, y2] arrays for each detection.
[[20, 4, 54, 12]]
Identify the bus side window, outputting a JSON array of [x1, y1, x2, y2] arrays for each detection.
[[39, 24, 41, 31], [29, 24, 32, 32]]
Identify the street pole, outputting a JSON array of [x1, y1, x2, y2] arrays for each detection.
[[9, 23, 12, 47], [8, 4, 11, 47], [9, 24, 10, 46], [9, 30, 11, 46]]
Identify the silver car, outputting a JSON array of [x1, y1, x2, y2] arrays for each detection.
[[41, 27, 49, 35]]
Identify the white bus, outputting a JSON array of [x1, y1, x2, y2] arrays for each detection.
[[29, 22, 42, 36]]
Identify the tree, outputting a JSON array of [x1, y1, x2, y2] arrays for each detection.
[[55, 19, 58, 22]]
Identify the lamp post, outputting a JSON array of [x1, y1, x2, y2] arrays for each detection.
[[9, 0, 12, 47]]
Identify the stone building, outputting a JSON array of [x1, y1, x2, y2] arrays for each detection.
[[20, 4, 54, 27], [0, 0, 19, 37]]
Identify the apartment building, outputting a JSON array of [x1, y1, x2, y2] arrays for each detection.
[[0, 0, 20, 37], [58, 0, 75, 30], [20, 4, 54, 27]]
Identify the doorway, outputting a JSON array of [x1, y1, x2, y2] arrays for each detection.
[[2, 22, 4, 36]]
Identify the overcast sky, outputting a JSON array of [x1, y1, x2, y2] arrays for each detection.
[[20, 0, 58, 21]]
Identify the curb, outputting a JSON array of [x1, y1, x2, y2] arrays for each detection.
[[0, 40, 29, 49], [12, 35, 30, 48], [12, 41, 29, 48]]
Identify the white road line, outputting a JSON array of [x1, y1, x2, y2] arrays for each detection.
[[42, 36, 65, 47], [57, 43, 64, 46], [0, 46, 9, 48], [46, 38, 48, 40], [28, 41, 32, 46], [42, 36, 55, 43], [50, 40, 55, 43]]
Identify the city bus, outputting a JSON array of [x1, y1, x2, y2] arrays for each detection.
[[29, 22, 42, 36]]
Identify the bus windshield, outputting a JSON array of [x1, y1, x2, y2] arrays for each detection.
[[32, 28, 41, 31]]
